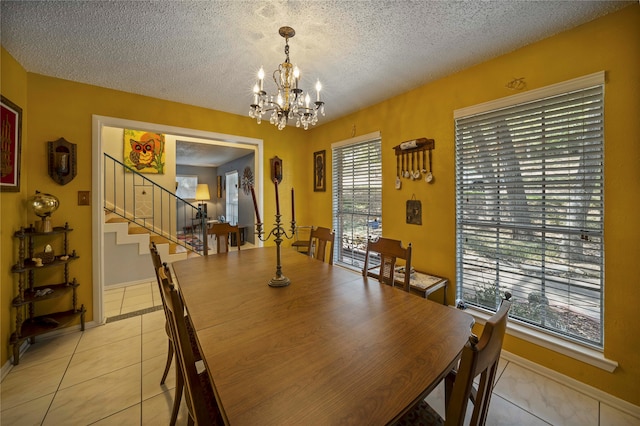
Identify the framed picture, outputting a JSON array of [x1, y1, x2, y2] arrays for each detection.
[[313, 150, 326, 192], [123, 129, 166, 174], [1, 96, 23, 192]]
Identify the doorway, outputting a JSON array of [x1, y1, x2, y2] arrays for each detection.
[[92, 115, 263, 324]]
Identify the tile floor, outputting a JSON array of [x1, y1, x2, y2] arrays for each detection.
[[2, 282, 639, 425]]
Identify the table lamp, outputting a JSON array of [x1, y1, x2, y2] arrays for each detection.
[[195, 183, 210, 218]]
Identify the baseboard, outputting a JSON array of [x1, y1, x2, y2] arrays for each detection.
[[501, 350, 640, 419]]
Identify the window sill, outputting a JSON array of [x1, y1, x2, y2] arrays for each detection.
[[464, 306, 618, 372]]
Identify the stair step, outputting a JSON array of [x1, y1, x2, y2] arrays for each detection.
[[105, 217, 129, 224], [127, 226, 151, 235]]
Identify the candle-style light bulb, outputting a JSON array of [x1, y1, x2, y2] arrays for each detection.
[[293, 66, 300, 89], [305, 93, 310, 108], [315, 80, 322, 102], [258, 67, 265, 91]]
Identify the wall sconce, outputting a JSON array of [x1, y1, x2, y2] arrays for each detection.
[[195, 183, 211, 218], [48, 137, 77, 185]]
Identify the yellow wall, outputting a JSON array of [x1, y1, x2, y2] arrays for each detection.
[[305, 5, 640, 405], [1, 4, 639, 406], [0, 53, 307, 367], [1, 49, 29, 367]]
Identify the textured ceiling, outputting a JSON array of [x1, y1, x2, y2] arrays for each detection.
[[1, 0, 631, 164]]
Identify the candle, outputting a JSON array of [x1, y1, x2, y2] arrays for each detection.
[[250, 185, 261, 224], [291, 187, 295, 222], [315, 79, 322, 102], [274, 179, 280, 216]]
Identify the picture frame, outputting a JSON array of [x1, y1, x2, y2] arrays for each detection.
[[313, 150, 326, 192], [1, 95, 23, 192]]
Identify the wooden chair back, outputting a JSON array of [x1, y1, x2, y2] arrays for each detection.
[[444, 299, 511, 425], [362, 237, 412, 292], [208, 222, 241, 254], [158, 265, 223, 425], [149, 242, 163, 276], [306, 226, 335, 264]]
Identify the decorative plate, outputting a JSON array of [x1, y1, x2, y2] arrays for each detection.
[[241, 166, 254, 195]]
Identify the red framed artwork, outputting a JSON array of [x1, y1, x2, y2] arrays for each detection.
[[1, 96, 22, 192]]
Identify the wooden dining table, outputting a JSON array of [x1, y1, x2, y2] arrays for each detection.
[[171, 246, 474, 425]]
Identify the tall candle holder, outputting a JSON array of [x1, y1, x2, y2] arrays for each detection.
[[256, 216, 296, 287]]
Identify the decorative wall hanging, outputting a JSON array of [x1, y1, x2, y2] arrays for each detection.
[[48, 137, 77, 185], [406, 195, 422, 225], [123, 129, 165, 174], [392, 138, 435, 186], [506, 77, 526, 91], [0, 95, 22, 192], [217, 175, 223, 198], [271, 156, 283, 184], [313, 150, 326, 192], [242, 166, 254, 195]]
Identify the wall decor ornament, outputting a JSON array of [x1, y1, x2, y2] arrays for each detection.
[[406, 195, 422, 225], [313, 150, 326, 192], [48, 137, 77, 185], [271, 156, 283, 184], [241, 167, 254, 195], [0, 95, 22, 192], [123, 129, 165, 174]]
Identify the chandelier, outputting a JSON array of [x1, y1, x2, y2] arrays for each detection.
[[249, 26, 325, 130]]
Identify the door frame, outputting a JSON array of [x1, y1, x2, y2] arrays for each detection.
[[92, 115, 263, 324]]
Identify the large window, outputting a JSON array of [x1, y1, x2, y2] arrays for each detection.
[[455, 73, 604, 347], [332, 133, 382, 269]]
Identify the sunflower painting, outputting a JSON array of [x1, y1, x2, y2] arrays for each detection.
[[123, 129, 165, 174]]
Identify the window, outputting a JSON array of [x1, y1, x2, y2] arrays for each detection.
[[332, 132, 382, 269], [226, 171, 238, 224], [455, 72, 604, 347]]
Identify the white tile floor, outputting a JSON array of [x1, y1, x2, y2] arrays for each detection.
[[2, 283, 639, 425]]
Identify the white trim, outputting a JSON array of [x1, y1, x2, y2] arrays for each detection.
[[92, 115, 264, 325], [467, 307, 617, 372], [454, 71, 605, 118], [330, 131, 381, 149], [502, 350, 640, 420]]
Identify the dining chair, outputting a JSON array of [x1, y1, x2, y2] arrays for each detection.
[[149, 243, 173, 385], [208, 222, 241, 254], [362, 237, 412, 292], [394, 297, 512, 426], [292, 225, 312, 253], [306, 226, 335, 264], [158, 265, 224, 426], [150, 243, 201, 425]]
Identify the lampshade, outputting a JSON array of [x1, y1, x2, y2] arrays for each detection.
[[195, 184, 211, 201]]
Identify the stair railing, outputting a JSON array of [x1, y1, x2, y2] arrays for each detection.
[[103, 153, 208, 256]]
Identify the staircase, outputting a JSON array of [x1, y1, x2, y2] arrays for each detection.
[[103, 152, 209, 258], [104, 213, 192, 264]]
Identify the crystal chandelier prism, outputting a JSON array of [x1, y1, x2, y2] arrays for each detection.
[[249, 26, 325, 130]]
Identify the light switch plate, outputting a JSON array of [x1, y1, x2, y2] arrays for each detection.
[[78, 191, 90, 205]]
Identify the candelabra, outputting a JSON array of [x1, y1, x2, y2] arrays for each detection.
[[256, 216, 296, 287]]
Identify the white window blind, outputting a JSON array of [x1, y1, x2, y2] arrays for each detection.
[[455, 76, 604, 347], [332, 135, 382, 269]]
